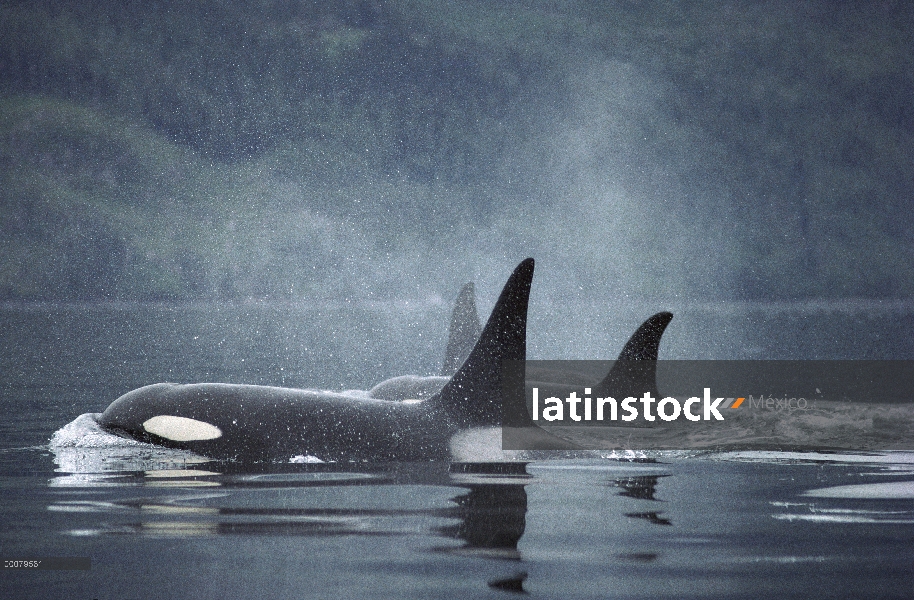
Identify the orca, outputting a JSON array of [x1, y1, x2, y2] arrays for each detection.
[[96, 259, 535, 462], [367, 282, 481, 402]]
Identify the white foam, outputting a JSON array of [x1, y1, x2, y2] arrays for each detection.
[[712, 450, 914, 465], [49, 413, 210, 476], [803, 481, 914, 499], [145, 469, 221, 478], [50, 413, 147, 449], [289, 455, 325, 464], [773, 514, 914, 524]]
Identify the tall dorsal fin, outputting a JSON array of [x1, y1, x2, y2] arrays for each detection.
[[433, 259, 533, 427], [440, 282, 482, 376], [594, 312, 673, 399]]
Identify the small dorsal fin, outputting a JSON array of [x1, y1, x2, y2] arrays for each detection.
[[594, 312, 673, 398], [433, 259, 533, 427], [440, 282, 482, 376]]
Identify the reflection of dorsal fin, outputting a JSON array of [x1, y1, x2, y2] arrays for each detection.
[[594, 312, 673, 398], [441, 282, 482, 376], [432, 259, 533, 428]]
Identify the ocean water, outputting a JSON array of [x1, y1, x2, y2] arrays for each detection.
[[2, 303, 913, 599]]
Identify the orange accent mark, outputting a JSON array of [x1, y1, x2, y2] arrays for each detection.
[[731, 397, 744, 409]]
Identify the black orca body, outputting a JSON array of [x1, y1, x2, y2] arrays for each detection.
[[367, 282, 481, 402], [97, 260, 534, 462]]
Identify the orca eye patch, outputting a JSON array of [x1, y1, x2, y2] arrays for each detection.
[[143, 415, 222, 441]]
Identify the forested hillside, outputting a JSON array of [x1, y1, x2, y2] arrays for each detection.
[[2, 0, 912, 300]]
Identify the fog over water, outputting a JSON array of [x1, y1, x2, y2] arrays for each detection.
[[2, 1, 912, 317]]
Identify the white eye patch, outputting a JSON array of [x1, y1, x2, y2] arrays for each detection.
[[143, 415, 222, 441]]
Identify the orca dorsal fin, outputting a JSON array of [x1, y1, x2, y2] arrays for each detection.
[[433, 259, 533, 427], [440, 282, 482, 376], [594, 312, 673, 399]]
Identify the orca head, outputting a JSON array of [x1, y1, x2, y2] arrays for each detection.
[[98, 383, 225, 445]]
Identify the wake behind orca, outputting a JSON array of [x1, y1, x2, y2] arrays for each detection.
[[96, 259, 535, 462]]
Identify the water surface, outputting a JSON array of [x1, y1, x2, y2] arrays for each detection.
[[2, 304, 913, 599]]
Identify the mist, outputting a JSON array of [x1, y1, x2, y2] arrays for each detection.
[[2, 0, 912, 359]]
